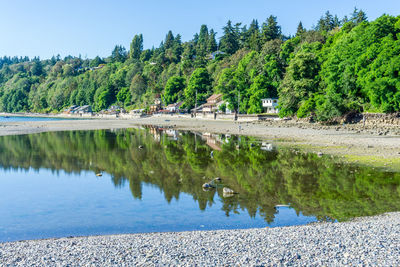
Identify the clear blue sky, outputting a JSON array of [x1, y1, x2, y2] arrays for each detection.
[[1, 0, 399, 59]]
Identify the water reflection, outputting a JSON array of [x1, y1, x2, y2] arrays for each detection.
[[0, 127, 399, 223]]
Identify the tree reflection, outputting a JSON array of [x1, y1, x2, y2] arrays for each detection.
[[0, 128, 399, 222]]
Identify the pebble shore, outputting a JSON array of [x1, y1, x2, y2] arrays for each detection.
[[1, 212, 399, 266]]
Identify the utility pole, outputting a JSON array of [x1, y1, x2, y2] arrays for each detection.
[[195, 89, 198, 117], [238, 89, 240, 115]]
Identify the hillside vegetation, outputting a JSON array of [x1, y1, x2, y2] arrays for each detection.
[[0, 9, 399, 120]]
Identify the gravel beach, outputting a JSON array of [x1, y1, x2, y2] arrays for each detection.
[[1, 212, 399, 266]]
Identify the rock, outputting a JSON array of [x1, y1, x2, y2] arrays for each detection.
[[223, 187, 236, 194]]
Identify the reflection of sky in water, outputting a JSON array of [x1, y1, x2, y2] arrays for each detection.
[[0, 168, 316, 242]]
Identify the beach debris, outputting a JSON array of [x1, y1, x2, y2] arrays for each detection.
[[96, 173, 103, 177]]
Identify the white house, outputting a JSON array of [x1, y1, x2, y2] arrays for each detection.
[[261, 98, 279, 113], [166, 101, 183, 113]]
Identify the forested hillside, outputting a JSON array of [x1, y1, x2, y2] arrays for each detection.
[[0, 9, 399, 120]]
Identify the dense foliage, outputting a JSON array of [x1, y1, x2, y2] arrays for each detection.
[[1, 9, 399, 120]]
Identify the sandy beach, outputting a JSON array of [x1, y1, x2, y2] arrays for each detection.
[[0, 115, 399, 170]]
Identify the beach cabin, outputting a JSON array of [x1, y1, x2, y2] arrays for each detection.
[[76, 105, 92, 114], [203, 94, 223, 113], [166, 101, 183, 113], [261, 98, 279, 113]]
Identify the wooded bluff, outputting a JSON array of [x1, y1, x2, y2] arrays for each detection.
[[0, 9, 399, 121]]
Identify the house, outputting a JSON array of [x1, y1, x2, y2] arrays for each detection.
[[130, 109, 145, 114], [166, 101, 184, 113], [75, 105, 92, 114], [208, 51, 226, 60], [150, 96, 162, 113], [202, 94, 223, 113], [261, 98, 279, 113], [63, 105, 78, 114]]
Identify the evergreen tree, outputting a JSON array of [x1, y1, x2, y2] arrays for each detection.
[[198, 25, 209, 47], [130, 34, 144, 59], [296, 21, 305, 35], [261, 15, 281, 42], [219, 20, 240, 54], [164, 31, 175, 49], [352, 7, 368, 24], [31, 60, 43, 76], [207, 29, 218, 53], [111, 45, 127, 63]]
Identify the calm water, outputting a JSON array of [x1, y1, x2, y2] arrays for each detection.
[[0, 128, 399, 242], [0, 115, 74, 122]]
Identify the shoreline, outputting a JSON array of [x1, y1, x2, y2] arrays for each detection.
[[1, 212, 399, 265], [0, 114, 399, 170]]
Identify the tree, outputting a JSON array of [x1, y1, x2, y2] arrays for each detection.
[[31, 60, 43, 76], [245, 19, 261, 51], [296, 22, 305, 36], [352, 7, 368, 24], [164, 31, 175, 49], [130, 34, 143, 59], [207, 29, 218, 53], [217, 68, 238, 112], [90, 56, 104, 67], [164, 76, 185, 105], [111, 45, 127, 63], [130, 74, 147, 103], [219, 20, 240, 54], [261, 16, 281, 42], [247, 75, 271, 113], [184, 68, 212, 109], [278, 45, 320, 117]]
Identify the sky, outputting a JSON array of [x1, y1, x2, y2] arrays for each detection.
[[0, 0, 400, 60]]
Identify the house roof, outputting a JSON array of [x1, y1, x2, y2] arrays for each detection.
[[207, 94, 223, 102]]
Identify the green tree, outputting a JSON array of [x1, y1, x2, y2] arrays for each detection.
[[184, 68, 212, 109], [111, 45, 127, 63], [219, 20, 240, 55], [31, 60, 43, 76], [130, 34, 144, 59], [164, 76, 185, 105], [279, 45, 320, 117], [261, 15, 282, 42]]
